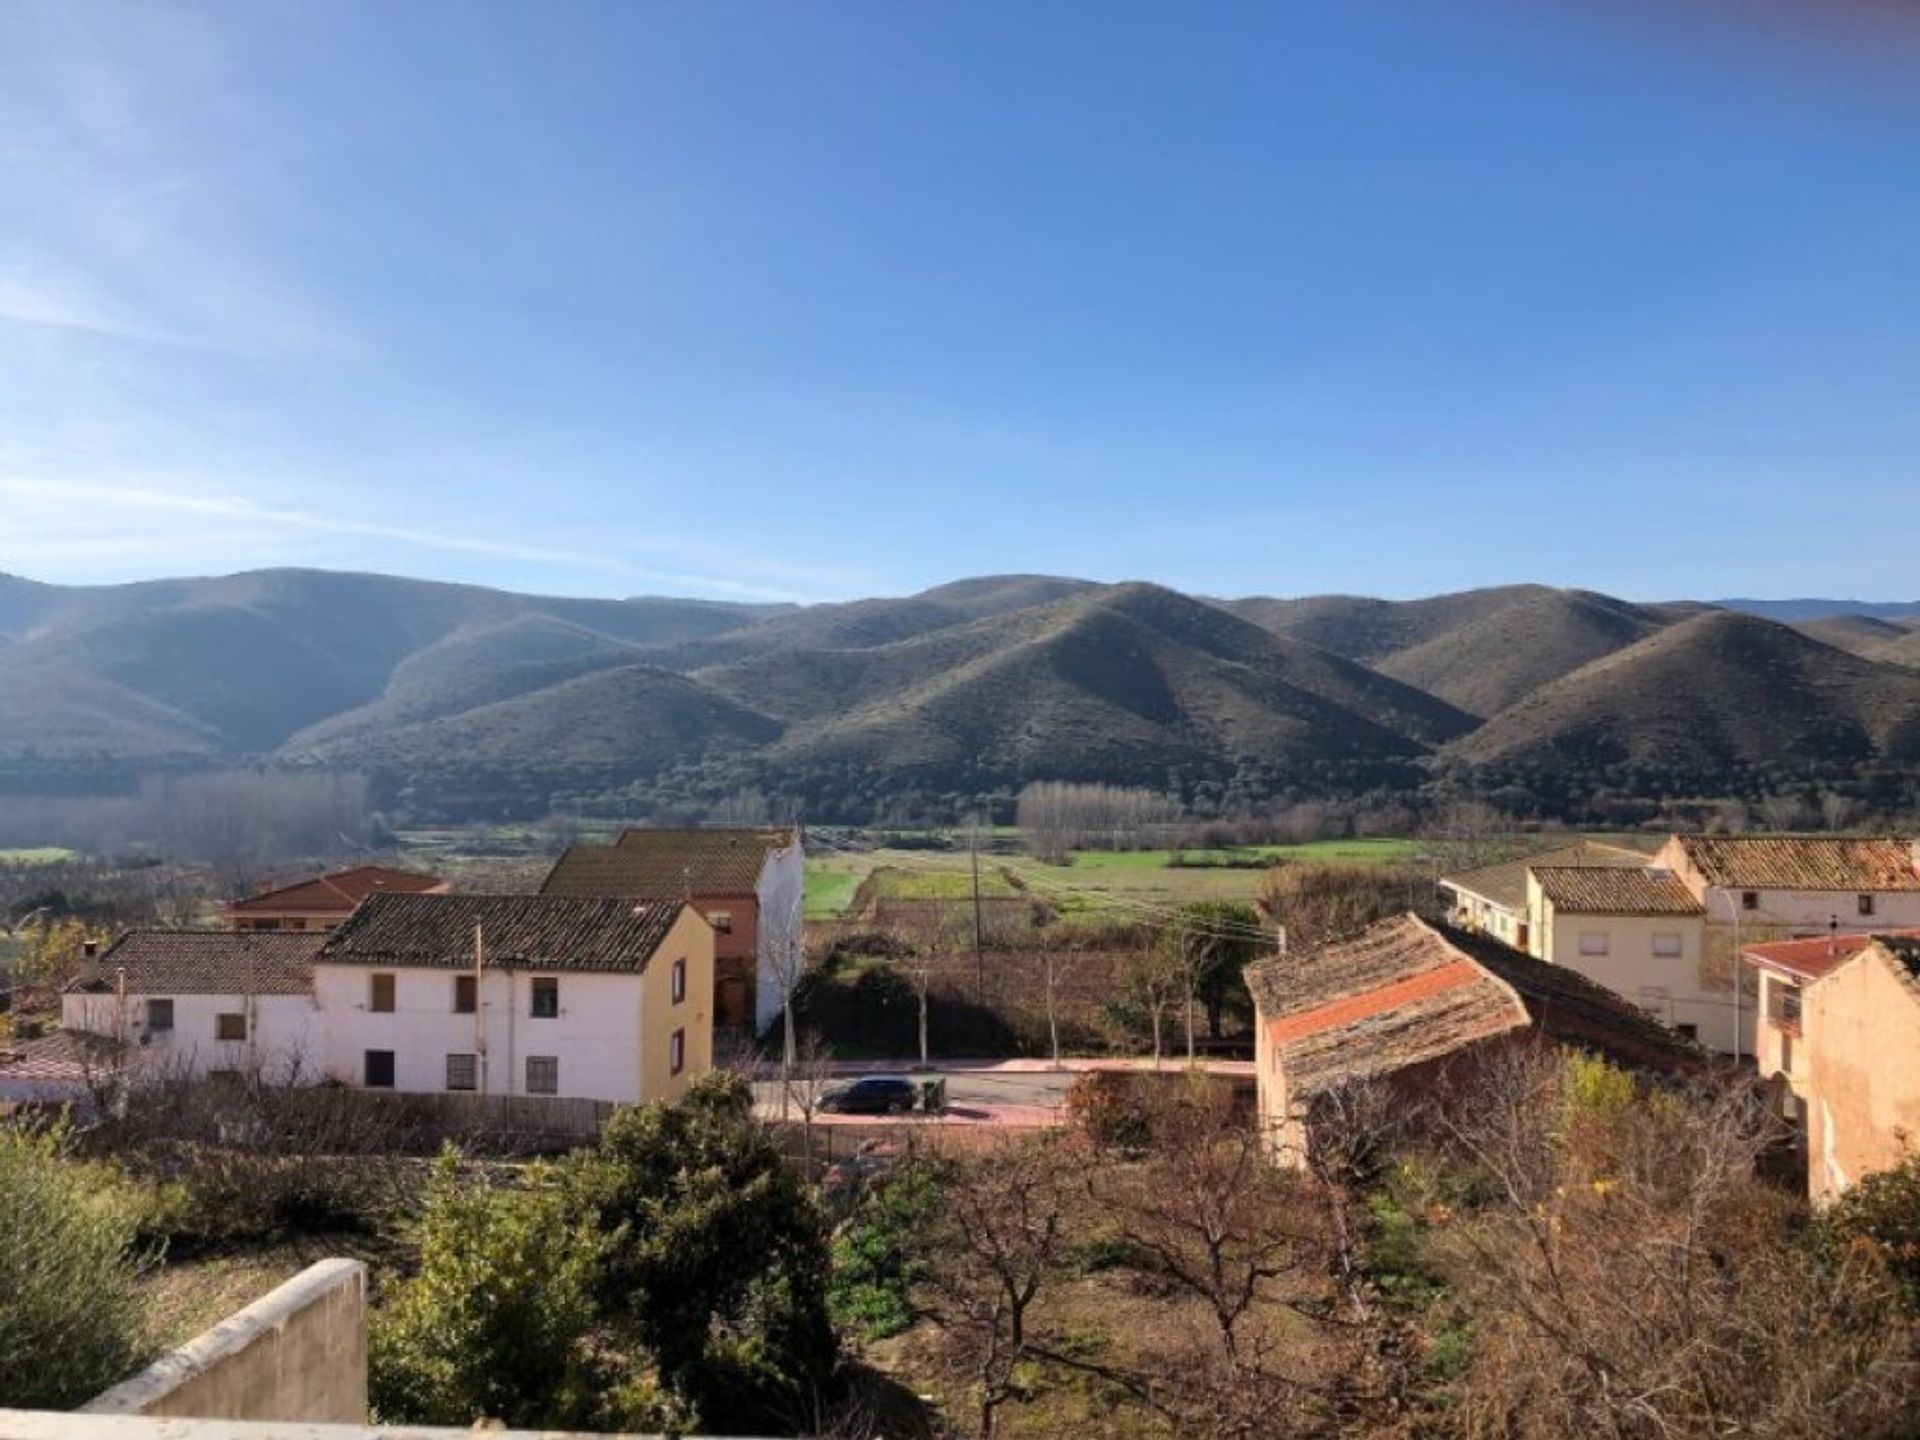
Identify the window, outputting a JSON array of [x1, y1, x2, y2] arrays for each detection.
[[526, 1056, 559, 1095], [1578, 931, 1610, 957], [1859, 893, 1876, 917], [215, 1012, 247, 1042], [530, 976, 559, 1018], [671, 958, 687, 1005], [453, 974, 477, 1014], [146, 998, 174, 1032], [1652, 932, 1684, 958], [1741, 891, 1759, 912], [669, 1028, 686, 1076], [708, 910, 733, 935], [1675, 1023, 1699, 1043], [370, 973, 396, 1013], [365, 1050, 395, 1089], [445, 1053, 477, 1092]]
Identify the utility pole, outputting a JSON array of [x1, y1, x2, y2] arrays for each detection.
[[969, 817, 986, 998]]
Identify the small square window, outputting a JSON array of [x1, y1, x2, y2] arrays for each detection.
[[708, 910, 733, 934], [453, 975, 477, 1014], [671, 958, 687, 1005], [216, 1012, 247, 1042], [1675, 1023, 1699, 1042], [1741, 891, 1759, 912], [1859, 893, 1876, 917], [146, 998, 175, 1032], [370, 973, 396, 1013], [1652, 933, 1684, 958], [1579, 931, 1610, 957], [365, 1050, 395, 1089], [446, 1053, 477, 1092], [669, 1028, 686, 1076], [530, 976, 559, 1019], [526, 1056, 559, 1095]]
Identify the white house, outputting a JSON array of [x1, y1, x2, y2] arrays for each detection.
[[312, 893, 715, 1105], [540, 827, 804, 1038], [60, 931, 326, 1085]]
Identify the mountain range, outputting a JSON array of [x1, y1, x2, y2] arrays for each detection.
[[3, 567, 1917, 822]]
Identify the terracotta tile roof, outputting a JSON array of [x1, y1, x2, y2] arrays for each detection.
[[318, 893, 684, 972], [67, 930, 324, 996], [228, 865, 445, 915], [541, 828, 795, 899], [1874, 937, 1920, 1003], [1441, 842, 1651, 912], [0, 1029, 127, 1089], [1244, 913, 1703, 1095], [1669, 835, 1920, 892], [1531, 865, 1703, 916], [1741, 929, 1920, 985]]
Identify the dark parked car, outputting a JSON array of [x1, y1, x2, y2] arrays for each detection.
[[821, 1075, 919, 1115]]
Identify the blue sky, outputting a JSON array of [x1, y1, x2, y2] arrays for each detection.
[[2, 0, 1917, 604]]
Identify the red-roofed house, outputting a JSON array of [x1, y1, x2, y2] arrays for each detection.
[[1245, 914, 1702, 1165], [1742, 927, 1920, 1117], [225, 866, 448, 933]]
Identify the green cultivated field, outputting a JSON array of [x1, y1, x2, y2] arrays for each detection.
[[0, 847, 76, 865], [804, 837, 1429, 922]]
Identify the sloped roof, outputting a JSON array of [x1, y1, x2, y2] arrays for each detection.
[[1440, 841, 1650, 912], [0, 1029, 128, 1090], [1669, 835, 1920, 892], [318, 894, 684, 972], [541, 827, 795, 899], [228, 865, 445, 915], [68, 930, 323, 996], [1742, 929, 1920, 985], [1871, 937, 1920, 1005], [1531, 865, 1703, 916], [1244, 914, 1532, 1094], [1244, 913, 1703, 1095]]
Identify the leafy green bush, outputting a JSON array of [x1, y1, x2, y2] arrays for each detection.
[[1823, 1156, 1920, 1312], [829, 1159, 944, 1340], [369, 1150, 604, 1428], [0, 1124, 154, 1409]]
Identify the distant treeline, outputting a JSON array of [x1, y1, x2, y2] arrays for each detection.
[[0, 771, 382, 870]]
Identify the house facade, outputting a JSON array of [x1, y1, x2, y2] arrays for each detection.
[[313, 893, 714, 1105], [226, 866, 447, 933], [60, 931, 326, 1085], [1796, 936, 1920, 1205], [1440, 841, 1651, 953], [540, 827, 803, 1037]]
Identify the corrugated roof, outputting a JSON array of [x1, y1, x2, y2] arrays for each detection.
[[318, 893, 683, 972], [541, 827, 795, 898], [1670, 835, 1920, 892], [1244, 913, 1703, 1094], [68, 931, 324, 996], [1741, 929, 1920, 985], [229, 865, 445, 914], [1441, 841, 1651, 912], [1531, 865, 1703, 916]]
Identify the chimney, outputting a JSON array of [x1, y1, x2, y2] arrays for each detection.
[[1829, 915, 1839, 958], [82, 940, 99, 960]]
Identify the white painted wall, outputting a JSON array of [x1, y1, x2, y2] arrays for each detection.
[[61, 991, 323, 1085], [1697, 886, 1920, 933], [755, 840, 806, 1035], [311, 964, 648, 1103]]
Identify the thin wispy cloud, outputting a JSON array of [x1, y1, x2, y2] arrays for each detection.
[[0, 476, 828, 602]]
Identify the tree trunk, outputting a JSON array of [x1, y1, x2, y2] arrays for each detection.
[[1185, 992, 1196, 1062], [918, 985, 930, 1067]]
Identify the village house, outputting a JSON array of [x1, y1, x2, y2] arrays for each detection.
[[540, 827, 803, 1037], [313, 893, 714, 1105], [1440, 840, 1651, 951], [225, 865, 447, 933], [1442, 833, 1920, 1057], [1244, 912, 1699, 1166], [1784, 935, 1920, 1205], [63, 930, 326, 1084]]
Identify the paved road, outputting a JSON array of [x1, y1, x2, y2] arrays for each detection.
[[750, 1058, 1250, 1129]]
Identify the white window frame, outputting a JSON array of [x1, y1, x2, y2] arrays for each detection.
[[1579, 930, 1610, 957]]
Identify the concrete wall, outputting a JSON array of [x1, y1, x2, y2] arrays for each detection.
[[61, 992, 323, 1086], [83, 1259, 366, 1424], [1804, 949, 1920, 1205]]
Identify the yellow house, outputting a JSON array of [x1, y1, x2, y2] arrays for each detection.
[[1799, 936, 1920, 1206]]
